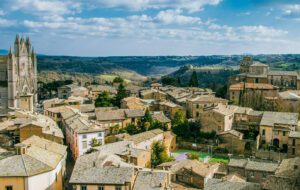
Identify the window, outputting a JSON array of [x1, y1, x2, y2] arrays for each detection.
[[262, 172, 267, 178], [293, 139, 296, 146], [283, 131, 286, 136], [115, 186, 122, 190], [196, 112, 200, 118], [82, 141, 87, 149], [5, 186, 13, 190], [82, 134, 87, 139], [98, 186, 104, 190], [292, 148, 296, 155], [249, 171, 254, 178], [98, 133, 102, 137], [81, 185, 87, 190], [262, 129, 265, 136], [196, 104, 199, 109]]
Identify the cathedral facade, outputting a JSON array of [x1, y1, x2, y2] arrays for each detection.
[[0, 35, 37, 114]]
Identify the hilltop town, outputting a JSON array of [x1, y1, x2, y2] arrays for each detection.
[[0, 36, 300, 190]]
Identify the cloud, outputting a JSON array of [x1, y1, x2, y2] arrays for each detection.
[[0, 10, 4, 16], [0, 18, 16, 27], [10, 0, 81, 16], [239, 25, 288, 37], [156, 9, 201, 24], [282, 4, 300, 18], [93, 0, 222, 12]]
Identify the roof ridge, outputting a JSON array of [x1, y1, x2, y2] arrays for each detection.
[[20, 154, 29, 176]]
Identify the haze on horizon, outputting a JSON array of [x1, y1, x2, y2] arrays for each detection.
[[1, 0, 300, 56]]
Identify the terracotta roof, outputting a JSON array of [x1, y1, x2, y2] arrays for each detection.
[[229, 82, 277, 90]]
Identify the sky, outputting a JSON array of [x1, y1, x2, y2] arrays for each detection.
[[1, 0, 300, 56]]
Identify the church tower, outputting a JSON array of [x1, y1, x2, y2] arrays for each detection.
[[7, 35, 38, 112], [240, 56, 253, 73]]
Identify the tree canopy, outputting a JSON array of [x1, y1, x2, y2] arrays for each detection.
[[95, 91, 112, 107], [114, 83, 128, 107], [151, 141, 173, 167]]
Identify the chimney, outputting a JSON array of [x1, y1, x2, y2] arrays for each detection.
[[15, 143, 28, 155]]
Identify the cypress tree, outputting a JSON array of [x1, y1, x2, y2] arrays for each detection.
[[189, 71, 199, 87]]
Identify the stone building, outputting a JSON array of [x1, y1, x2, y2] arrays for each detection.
[[232, 56, 300, 91], [218, 130, 245, 154], [259, 112, 299, 150], [288, 131, 300, 158], [227, 159, 278, 184], [229, 82, 278, 105], [69, 151, 171, 190], [0, 136, 67, 190], [157, 159, 219, 189], [262, 157, 300, 190], [186, 95, 228, 118], [0, 35, 37, 114]]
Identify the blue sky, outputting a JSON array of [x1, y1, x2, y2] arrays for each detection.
[[1, 0, 300, 56]]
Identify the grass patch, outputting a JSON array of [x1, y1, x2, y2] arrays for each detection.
[[171, 149, 229, 164], [208, 157, 229, 164]]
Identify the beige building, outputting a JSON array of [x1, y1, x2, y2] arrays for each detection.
[[0, 110, 64, 144], [277, 90, 300, 112], [229, 82, 278, 105], [0, 136, 67, 190], [95, 108, 145, 130], [259, 112, 299, 150], [57, 84, 88, 99], [69, 151, 171, 190], [158, 159, 219, 189], [232, 56, 300, 91], [157, 101, 185, 119], [0, 35, 37, 114], [200, 105, 235, 133], [288, 131, 300, 158], [95, 140, 151, 167], [228, 158, 279, 184], [88, 85, 117, 100], [120, 96, 149, 110], [262, 157, 300, 190], [186, 95, 228, 118], [218, 130, 245, 154]]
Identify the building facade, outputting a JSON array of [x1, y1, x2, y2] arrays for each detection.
[[0, 35, 37, 114]]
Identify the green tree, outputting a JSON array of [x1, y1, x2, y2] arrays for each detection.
[[113, 76, 124, 83], [187, 152, 199, 160], [95, 91, 112, 107], [89, 138, 102, 147], [171, 110, 186, 127], [114, 83, 128, 107], [151, 141, 173, 167], [189, 71, 199, 87], [124, 123, 139, 135], [149, 120, 168, 131]]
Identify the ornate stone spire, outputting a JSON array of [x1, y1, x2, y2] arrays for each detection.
[[15, 34, 19, 44]]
